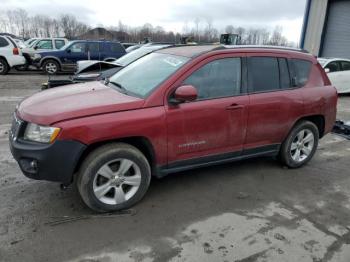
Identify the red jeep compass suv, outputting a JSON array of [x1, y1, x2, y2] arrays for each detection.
[[9, 45, 337, 212]]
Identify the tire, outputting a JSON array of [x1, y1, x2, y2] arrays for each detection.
[[0, 58, 9, 75], [279, 120, 319, 168], [77, 143, 151, 213], [42, 59, 60, 74]]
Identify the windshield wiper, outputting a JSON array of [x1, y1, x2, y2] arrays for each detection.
[[107, 79, 128, 94]]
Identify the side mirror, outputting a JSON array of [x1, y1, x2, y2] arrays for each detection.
[[66, 49, 71, 53], [170, 85, 198, 104], [33, 46, 38, 50], [325, 68, 330, 73]]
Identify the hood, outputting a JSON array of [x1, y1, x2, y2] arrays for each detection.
[[18, 81, 144, 125]]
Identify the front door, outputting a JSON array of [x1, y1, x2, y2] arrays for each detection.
[[65, 42, 87, 64], [166, 55, 249, 165]]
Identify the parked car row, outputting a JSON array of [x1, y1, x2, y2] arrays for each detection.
[[0, 36, 127, 74], [42, 44, 172, 88]]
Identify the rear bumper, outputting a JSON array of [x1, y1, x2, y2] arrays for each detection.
[[8, 55, 26, 67], [9, 136, 86, 184]]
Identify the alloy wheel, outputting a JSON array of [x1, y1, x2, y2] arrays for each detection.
[[290, 129, 315, 162], [45, 62, 57, 74], [92, 158, 142, 205]]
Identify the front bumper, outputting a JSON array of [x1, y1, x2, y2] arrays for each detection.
[[9, 117, 86, 184]]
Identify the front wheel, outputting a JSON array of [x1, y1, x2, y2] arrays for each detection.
[[279, 121, 319, 168], [77, 143, 151, 213], [42, 59, 60, 74]]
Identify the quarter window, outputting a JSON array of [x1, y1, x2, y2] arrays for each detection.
[[183, 58, 241, 100], [292, 59, 312, 86], [248, 57, 280, 92]]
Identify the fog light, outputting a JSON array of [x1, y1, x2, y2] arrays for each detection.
[[19, 158, 38, 174]]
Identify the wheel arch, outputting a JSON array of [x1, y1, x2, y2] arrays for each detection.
[[73, 136, 157, 179], [40, 57, 62, 68], [290, 115, 325, 139], [0, 56, 9, 67]]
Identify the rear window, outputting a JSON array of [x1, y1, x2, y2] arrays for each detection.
[[292, 59, 312, 87], [0, 37, 9, 47]]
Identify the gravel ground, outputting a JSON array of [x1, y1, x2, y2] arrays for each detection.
[[0, 71, 350, 262]]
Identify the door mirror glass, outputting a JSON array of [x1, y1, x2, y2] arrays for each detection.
[[172, 85, 198, 103]]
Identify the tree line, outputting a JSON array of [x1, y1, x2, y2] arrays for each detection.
[[0, 8, 295, 46]]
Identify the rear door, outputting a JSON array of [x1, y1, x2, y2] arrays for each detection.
[[245, 54, 304, 150], [87, 42, 100, 60], [166, 54, 249, 165]]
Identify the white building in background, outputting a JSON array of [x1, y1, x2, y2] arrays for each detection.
[[301, 0, 350, 58]]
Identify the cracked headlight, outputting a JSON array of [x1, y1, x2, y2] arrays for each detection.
[[31, 53, 41, 60], [24, 123, 61, 143]]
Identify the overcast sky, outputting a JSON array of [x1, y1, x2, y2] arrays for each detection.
[[2, 0, 306, 42]]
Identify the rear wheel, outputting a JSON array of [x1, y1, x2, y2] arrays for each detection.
[[42, 59, 59, 74], [0, 58, 9, 75], [279, 121, 319, 168], [77, 143, 151, 213]]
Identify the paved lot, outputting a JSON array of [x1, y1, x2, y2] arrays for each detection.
[[0, 71, 350, 262]]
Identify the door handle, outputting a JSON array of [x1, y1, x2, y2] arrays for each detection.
[[226, 104, 244, 110]]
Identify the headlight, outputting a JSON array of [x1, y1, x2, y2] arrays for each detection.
[[24, 123, 61, 143], [31, 53, 41, 60]]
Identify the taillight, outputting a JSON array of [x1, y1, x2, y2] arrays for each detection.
[[13, 48, 19, 55]]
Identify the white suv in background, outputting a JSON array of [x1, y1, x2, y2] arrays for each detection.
[[0, 35, 26, 75]]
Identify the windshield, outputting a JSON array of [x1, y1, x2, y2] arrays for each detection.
[[115, 47, 156, 66], [59, 42, 73, 50], [109, 53, 189, 98], [317, 59, 327, 67]]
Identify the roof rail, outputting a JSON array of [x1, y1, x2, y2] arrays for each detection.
[[222, 45, 309, 53]]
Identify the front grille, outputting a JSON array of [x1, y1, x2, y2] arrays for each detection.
[[10, 113, 23, 141]]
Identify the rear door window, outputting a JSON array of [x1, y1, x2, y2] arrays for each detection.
[[0, 37, 9, 47], [88, 42, 100, 53], [292, 59, 312, 86], [248, 57, 280, 92]]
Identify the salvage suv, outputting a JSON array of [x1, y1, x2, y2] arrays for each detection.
[[10, 45, 337, 212]]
